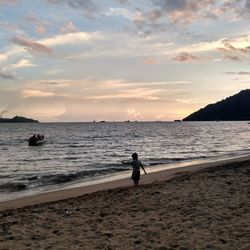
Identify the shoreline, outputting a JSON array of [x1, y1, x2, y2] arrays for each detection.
[[1, 154, 250, 212]]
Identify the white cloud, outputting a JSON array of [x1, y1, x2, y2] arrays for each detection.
[[9, 59, 36, 69], [41, 31, 102, 46], [22, 89, 55, 97], [103, 7, 135, 20], [176, 35, 250, 53], [126, 109, 143, 120]]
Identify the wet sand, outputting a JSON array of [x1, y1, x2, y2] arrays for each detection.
[[0, 156, 250, 249]]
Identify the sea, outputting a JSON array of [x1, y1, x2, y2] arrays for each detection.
[[0, 121, 250, 201]]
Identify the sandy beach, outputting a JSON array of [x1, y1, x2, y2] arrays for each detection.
[[0, 156, 250, 249]]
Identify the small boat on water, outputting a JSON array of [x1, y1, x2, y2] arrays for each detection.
[[28, 134, 46, 146]]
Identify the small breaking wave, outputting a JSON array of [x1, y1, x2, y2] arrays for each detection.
[[41, 166, 130, 185], [0, 182, 27, 192], [0, 164, 131, 192]]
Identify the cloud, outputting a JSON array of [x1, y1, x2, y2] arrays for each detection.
[[0, 0, 17, 5], [114, 0, 129, 4], [135, 0, 216, 31], [35, 26, 46, 35], [144, 57, 157, 64], [22, 90, 55, 98], [0, 71, 16, 80], [24, 14, 50, 35], [45, 69, 64, 75], [87, 88, 160, 101], [40, 80, 70, 87], [225, 71, 250, 75], [53, 31, 174, 60], [46, 0, 98, 18], [131, 0, 250, 34], [172, 34, 250, 63], [172, 52, 199, 62], [12, 35, 52, 53], [60, 21, 78, 34], [41, 31, 101, 46], [23, 78, 165, 102], [8, 59, 36, 70], [103, 7, 134, 20], [217, 40, 250, 61], [0, 22, 17, 32], [126, 109, 143, 120]]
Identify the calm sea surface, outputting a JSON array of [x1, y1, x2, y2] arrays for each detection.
[[0, 121, 249, 201]]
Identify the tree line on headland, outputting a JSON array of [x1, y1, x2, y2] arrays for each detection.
[[183, 89, 250, 121]]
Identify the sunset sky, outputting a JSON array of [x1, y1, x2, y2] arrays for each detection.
[[0, 0, 249, 122]]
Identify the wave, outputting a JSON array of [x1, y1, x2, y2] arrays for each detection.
[[0, 182, 27, 192], [68, 144, 91, 148], [0, 164, 131, 192], [41, 166, 130, 185]]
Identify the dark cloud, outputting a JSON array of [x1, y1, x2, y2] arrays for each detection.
[[147, 0, 216, 23], [0, 71, 16, 80], [172, 52, 199, 62], [132, 0, 250, 35], [47, 0, 98, 18], [12, 35, 52, 53], [113, 0, 129, 4], [222, 0, 250, 18], [40, 81, 62, 85], [217, 40, 250, 61], [226, 71, 250, 75]]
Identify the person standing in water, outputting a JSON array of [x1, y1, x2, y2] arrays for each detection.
[[122, 152, 147, 186]]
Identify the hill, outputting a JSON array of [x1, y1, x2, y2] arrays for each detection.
[[183, 89, 250, 121], [0, 116, 39, 123]]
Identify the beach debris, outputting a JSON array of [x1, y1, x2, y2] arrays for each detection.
[[62, 210, 71, 217]]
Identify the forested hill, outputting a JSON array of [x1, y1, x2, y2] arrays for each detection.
[[0, 116, 39, 123], [183, 89, 250, 121]]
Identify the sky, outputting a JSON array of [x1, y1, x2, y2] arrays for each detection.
[[0, 0, 249, 122]]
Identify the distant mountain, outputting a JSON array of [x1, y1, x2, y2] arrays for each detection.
[[183, 89, 250, 121], [0, 116, 39, 123]]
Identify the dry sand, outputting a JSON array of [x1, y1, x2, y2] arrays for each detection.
[[0, 157, 249, 249]]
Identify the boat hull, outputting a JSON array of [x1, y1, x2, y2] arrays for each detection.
[[28, 139, 46, 146]]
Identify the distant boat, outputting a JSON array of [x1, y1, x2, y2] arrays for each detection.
[[174, 120, 182, 122], [28, 135, 46, 146]]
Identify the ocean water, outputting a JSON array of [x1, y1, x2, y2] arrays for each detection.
[[0, 121, 250, 201]]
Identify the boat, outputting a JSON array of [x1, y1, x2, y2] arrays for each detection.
[[28, 134, 46, 146]]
